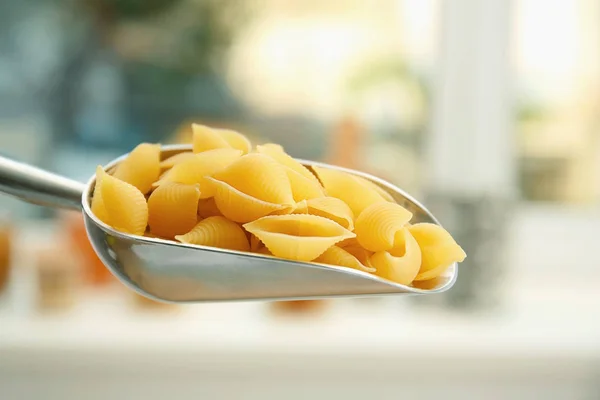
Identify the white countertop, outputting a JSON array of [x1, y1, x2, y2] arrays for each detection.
[[2, 265, 599, 368]]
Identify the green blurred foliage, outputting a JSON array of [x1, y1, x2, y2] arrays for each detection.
[[84, 0, 184, 21], [80, 0, 248, 73]]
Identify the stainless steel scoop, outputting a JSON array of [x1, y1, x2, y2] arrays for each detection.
[[0, 145, 457, 303]]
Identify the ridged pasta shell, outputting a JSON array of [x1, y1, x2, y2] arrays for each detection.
[[256, 143, 319, 182], [249, 233, 263, 252], [217, 129, 252, 154], [175, 216, 250, 252], [197, 197, 223, 218], [343, 245, 375, 269], [268, 204, 296, 216], [210, 153, 294, 204], [257, 144, 324, 201], [314, 246, 375, 273], [286, 168, 326, 201], [337, 237, 360, 248], [298, 197, 354, 230], [95, 166, 148, 236], [414, 264, 452, 282], [192, 124, 252, 154], [293, 199, 309, 214], [246, 229, 268, 254], [153, 149, 243, 198], [147, 182, 200, 239], [243, 214, 355, 261], [157, 169, 170, 182], [370, 228, 422, 285], [208, 178, 290, 223], [409, 223, 466, 281], [409, 223, 461, 247], [192, 124, 231, 153], [311, 167, 387, 216], [360, 178, 396, 203], [256, 246, 273, 256], [354, 202, 413, 252], [113, 143, 161, 194], [160, 152, 195, 170]]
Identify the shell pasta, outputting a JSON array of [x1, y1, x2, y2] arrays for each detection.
[[175, 216, 250, 252], [243, 214, 355, 261], [90, 123, 466, 288], [112, 143, 161, 194], [94, 167, 148, 236], [153, 148, 243, 198], [147, 182, 200, 239], [354, 202, 413, 252]]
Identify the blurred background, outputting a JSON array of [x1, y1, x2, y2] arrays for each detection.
[[1, 0, 599, 399]]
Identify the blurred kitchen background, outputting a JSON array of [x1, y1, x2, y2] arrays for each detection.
[[1, 0, 599, 399]]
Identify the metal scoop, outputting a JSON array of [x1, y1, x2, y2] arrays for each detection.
[[0, 145, 457, 303]]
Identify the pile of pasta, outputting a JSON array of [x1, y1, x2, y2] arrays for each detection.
[[91, 124, 466, 286]]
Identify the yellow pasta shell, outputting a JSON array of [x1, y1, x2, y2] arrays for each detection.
[[314, 246, 375, 273], [293, 199, 309, 214], [208, 178, 290, 223], [157, 168, 170, 182], [286, 168, 326, 202], [268, 204, 296, 216], [409, 223, 461, 248], [409, 223, 466, 281], [192, 124, 231, 153], [217, 129, 252, 154], [211, 153, 294, 205], [113, 143, 161, 194], [192, 124, 252, 154], [360, 178, 396, 203], [343, 245, 375, 269], [256, 143, 319, 182], [147, 182, 200, 239], [414, 264, 452, 282], [249, 233, 263, 252], [410, 276, 445, 290], [243, 214, 355, 262], [91, 168, 109, 224], [256, 246, 273, 256], [246, 229, 267, 253], [274, 200, 311, 215], [337, 237, 360, 248], [299, 197, 354, 230], [312, 167, 388, 216], [197, 197, 223, 218], [256, 144, 325, 201], [160, 152, 195, 170], [175, 216, 250, 252], [370, 228, 422, 285], [154, 148, 243, 198], [354, 202, 413, 252], [95, 166, 148, 236]]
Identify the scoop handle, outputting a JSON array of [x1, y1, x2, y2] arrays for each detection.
[[0, 155, 85, 211]]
